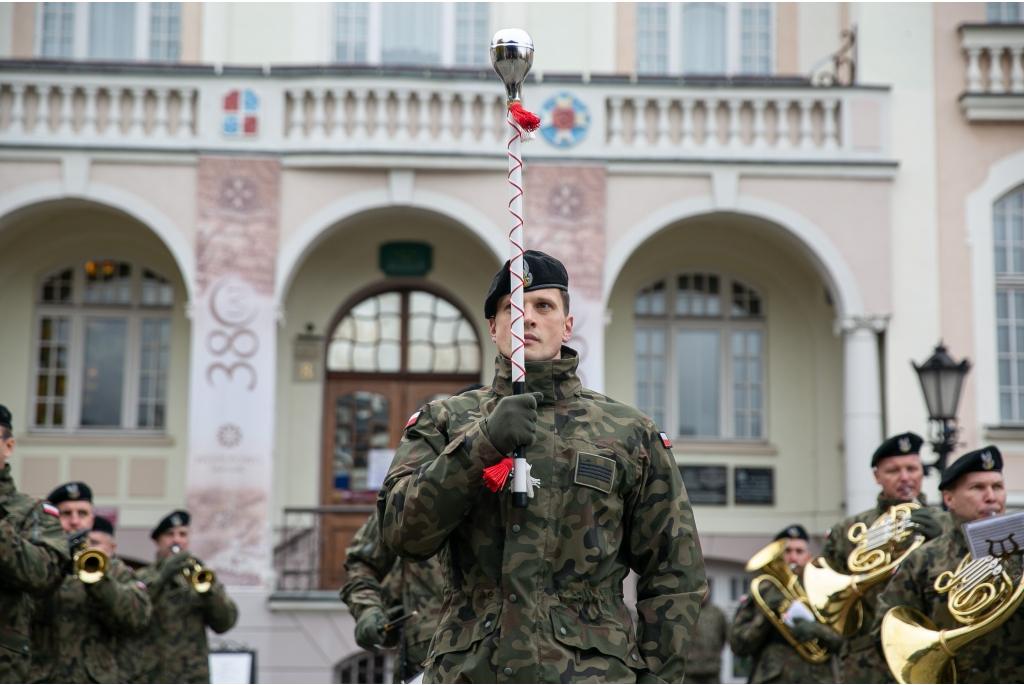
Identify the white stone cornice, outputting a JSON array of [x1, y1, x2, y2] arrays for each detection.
[[834, 314, 890, 336]]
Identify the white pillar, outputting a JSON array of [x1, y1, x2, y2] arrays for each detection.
[[842, 318, 885, 515]]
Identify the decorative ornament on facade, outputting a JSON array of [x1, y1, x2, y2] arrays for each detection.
[[539, 92, 590, 148], [217, 422, 243, 448], [222, 89, 260, 137]]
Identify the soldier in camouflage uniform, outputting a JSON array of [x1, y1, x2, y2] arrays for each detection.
[[30, 481, 151, 683], [379, 251, 707, 683], [134, 510, 239, 684], [820, 433, 950, 684], [683, 592, 727, 683], [729, 525, 841, 684], [340, 509, 445, 682], [872, 446, 1024, 683], [0, 405, 69, 683]]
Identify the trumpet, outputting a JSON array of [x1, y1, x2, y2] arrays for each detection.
[[73, 546, 110, 584], [881, 553, 1024, 684], [170, 545, 215, 593], [804, 503, 925, 636], [745, 538, 832, 664]]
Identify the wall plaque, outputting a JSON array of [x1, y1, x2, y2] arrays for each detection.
[[679, 465, 728, 505], [735, 467, 774, 505]]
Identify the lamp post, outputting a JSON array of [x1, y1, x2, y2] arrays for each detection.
[[912, 342, 971, 475]]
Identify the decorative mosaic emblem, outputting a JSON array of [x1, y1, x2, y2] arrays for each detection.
[[539, 92, 590, 148], [222, 89, 259, 137]]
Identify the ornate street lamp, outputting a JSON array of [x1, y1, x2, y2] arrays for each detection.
[[912, 342, 971, 475]]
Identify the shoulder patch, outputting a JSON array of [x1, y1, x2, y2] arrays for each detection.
[[405, 411, 421, 429], [825, 527, 831, 539], [659, 432, 672, 448], [136, 581, 147, 590], [42, 503, 59, 517]]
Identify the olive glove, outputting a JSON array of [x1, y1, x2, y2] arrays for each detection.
[[910, 506, 944, 541], [791, 618, 844, 652], [484, 393, 542, 455], [158, 550, 194, 584], [354, 606, 389, 654]]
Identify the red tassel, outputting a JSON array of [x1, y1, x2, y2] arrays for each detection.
[[509, 103, 540, 133], [483, 458, 514, 492]]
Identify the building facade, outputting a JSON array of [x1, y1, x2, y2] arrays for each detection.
[[1, 2, 1022, 682]]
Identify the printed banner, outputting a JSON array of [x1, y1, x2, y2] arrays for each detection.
[[187, 158, 279, 586]]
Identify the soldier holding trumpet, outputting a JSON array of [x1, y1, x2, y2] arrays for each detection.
[[30, 481, 151, 683]]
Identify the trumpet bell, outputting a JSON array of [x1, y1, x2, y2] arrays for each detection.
[[185, 564, 215, 593], [74, 548, 110, 584], [881, 606, 956, 684]]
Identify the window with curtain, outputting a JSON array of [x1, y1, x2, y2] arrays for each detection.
[[636, 2, 669, 75], [89, 2, 136, 60], [455, 2, 489, 66], [149, 2, 181, 61], [682, 2, 726, 74], [33, 260, 174, 432], [995, 187, 1024, 423], [335, 2, 369, 63], [382, 2, 442, 65], [635, 272, 765, 439], [988, 2, 1022, 23], [40, 2, 76, 58], [740, 2, 773, 74]]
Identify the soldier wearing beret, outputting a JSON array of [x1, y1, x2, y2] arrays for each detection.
[[872, 446, 1024, 683], [819, 432, 951, 683], [729, 525, 842, 684], [30, 481, 151, 683], [0, 405, 69, 683], [378, 250, 707, 683], [134, 510, 238, 684]]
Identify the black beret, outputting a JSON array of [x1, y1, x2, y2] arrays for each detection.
[[151, 509, 190, 539], [871, 432, 924, 467], [47, 482, 93, 505], [484, 250, 568, 319], [939, 446, 1003, 491], [92, 515, 115, 537], [775, 524, 809, 542], [0, 404, 10, 430]]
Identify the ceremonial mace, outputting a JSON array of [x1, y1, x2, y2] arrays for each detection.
[[490, 29, 540, 508]]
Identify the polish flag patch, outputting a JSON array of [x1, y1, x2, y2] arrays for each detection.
[[137, 581, 147, 590], [42, 503, 59, 517], [405, 411, 421, 429], [659, 432, 673, 449]]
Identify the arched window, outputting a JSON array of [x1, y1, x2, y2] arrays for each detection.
[[635, 272, 765, 440], [33, 260, 175, 431], [995, 186, 1024, 423]]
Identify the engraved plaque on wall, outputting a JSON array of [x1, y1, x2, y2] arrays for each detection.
[[734, 467, 774, 505], [679, 465, 728, 505]]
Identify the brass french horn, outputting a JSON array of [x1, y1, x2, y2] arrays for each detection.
[[804, 503, 925, 636], [745, 538, 832, 664], [170, 544, 215, 593], [881, 553, 1024, 684]]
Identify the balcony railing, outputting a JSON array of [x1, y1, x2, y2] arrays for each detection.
[[960, 23, 1024, 120], [0, 61, 891, 163], [274, 505, 375, 593]]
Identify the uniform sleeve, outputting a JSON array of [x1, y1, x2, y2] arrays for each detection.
[[626, 423, 707, 684], [728, 594, 772, 657], [0, 503, 70, 594], [378, 405, 505, 561], [202, 582, 239, 634], [340, 510, 398, 621], [820, 518, 848, 573], [87, 559, 152, 635]]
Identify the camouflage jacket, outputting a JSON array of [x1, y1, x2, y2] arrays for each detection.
[[379, 349, 707, 684], [134, 555, 238, 684], [340, 510, 445, 681], [29, 556, 151, 683], [685, 600, 726, 677], [871, 515, 1024, 683], [728, 583, 836, 684], [0, 464, 69, 684], [821, 493, 952, 684]]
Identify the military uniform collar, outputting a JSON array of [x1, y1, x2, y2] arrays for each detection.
[[492, 346, 583, 404], [876, 492, 926, 513], [0, 463, 15, 499]]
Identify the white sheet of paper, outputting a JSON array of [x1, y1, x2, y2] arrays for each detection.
[[366, 448, 397, 491], [782, 599, 815, 627], [963, 510, 1024, 560], [209, 652, 253, 685]]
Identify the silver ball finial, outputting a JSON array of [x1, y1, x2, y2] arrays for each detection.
[[490, 28, 534, 103]]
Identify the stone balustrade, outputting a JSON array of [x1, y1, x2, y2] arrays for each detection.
[[960, 23, 1024, 121]]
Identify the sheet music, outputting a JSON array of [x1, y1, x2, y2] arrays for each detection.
[[782, 599, 816, 627], [963, 510, 1024, 560]]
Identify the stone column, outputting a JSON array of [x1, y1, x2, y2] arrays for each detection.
[[186, 157, 280, 586], [524, 165, 607, 392], [841, 316, 887, 516]]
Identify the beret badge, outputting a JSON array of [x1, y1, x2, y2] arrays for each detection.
[[981, 451, 995, 470], [67, 483, 80, 500], [898, 437, 911, 453], [171, 513, 183, 527]]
